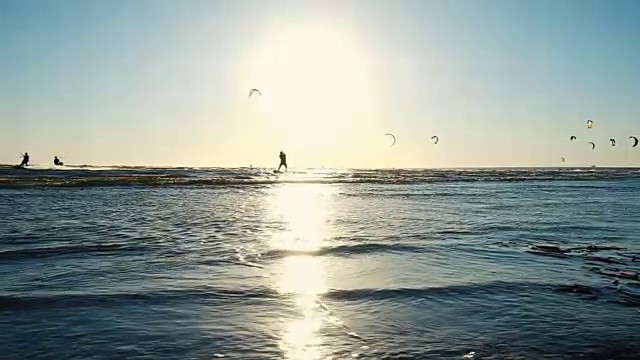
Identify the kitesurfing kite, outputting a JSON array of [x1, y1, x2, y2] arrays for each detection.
[[248, 89, 262, 98], [610, 138, 616, 147], [561, 157, 565, 163], [588, 142, 595, 150], [587, 120, 593, 129], [630, 136, 639, 147], [570, 136, 577, 141], [431, 135, 439, 145], [385, 133, 396, 147]]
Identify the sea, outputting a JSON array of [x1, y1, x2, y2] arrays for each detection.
[[1, 165, 640, 359]]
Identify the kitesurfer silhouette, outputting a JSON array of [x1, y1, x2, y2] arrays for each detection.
[[19, 152, 29, 167], [277, 151, 287, 172]]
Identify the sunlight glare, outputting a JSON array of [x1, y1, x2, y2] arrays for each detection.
[[277, 255, 326, 360], [279, 314, 323, 360], [278, 255, 326, 296], [267, 184, 335, 359], [247, 25, 372, 148], [269, 184, 333, 252]]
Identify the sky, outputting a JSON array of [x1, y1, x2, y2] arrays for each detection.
[[1, 0, 640, 168]]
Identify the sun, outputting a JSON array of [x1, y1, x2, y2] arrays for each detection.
[[245, 25, 372, 149]]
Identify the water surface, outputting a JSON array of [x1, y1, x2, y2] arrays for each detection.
[[1, 167, 639, 359]]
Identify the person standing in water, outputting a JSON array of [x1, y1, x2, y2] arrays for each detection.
[[53, 156, 63, 166], [19, 152, 29, 167], [277, 151, 287, 172]]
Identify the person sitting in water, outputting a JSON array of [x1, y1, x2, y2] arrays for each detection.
[[19, 152, 29, 167], [277, 151, 287, 172], [53, 156, 63, 166]]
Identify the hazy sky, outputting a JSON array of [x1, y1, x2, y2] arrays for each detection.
[[1, 0, 640, 168]]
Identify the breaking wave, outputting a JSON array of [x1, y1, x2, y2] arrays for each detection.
[[1, 166, 640, 188]]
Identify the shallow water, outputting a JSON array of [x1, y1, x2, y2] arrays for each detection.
[[1, 167, 639, 359]]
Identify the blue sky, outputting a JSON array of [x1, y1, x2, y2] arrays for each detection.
[[1, 0, 639, 167]]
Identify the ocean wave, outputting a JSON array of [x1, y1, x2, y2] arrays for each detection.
[[257, 243, 428, 260], [0, 282, 534, 312], [0, 280, 608, 310], [0, 288, 277, 311], [324, 281, 551, 302], [0, 243, 144, 261], [1, 167, 640, 188]]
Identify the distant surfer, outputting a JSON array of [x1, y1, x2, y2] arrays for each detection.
[[53, 156, 63, 166], [277, 151, 287, 172], [19, 152, 29, 167]]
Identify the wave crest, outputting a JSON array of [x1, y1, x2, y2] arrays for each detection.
[[2, 167, 640, 188]]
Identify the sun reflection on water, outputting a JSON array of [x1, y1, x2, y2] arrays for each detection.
[[268, 184, 335, 359], [269, 184, 332, 252]]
